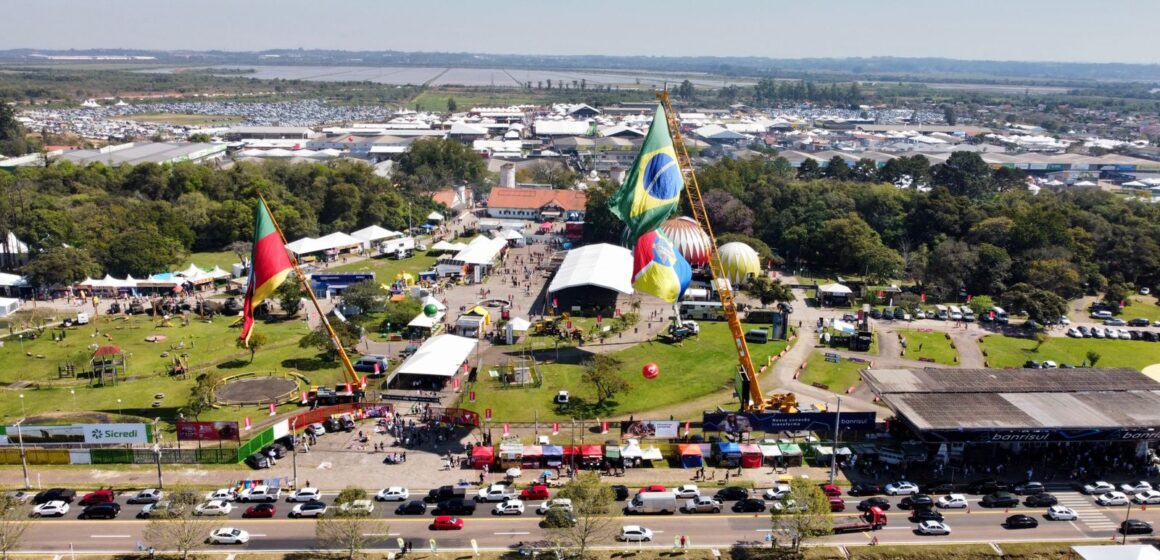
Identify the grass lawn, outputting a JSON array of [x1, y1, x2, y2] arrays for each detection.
[[898, 329, 959, 365], [979, 334, 1160, 370], [122, 113, 245, 126], [185, 250, 243, 271], [799, 351, 866, 393], [846, 544, 998, 559], [997, 541, 1109, 559], [0, 312, 350, 432], [1121, 294, 1160, 323], [463, 322, 788, 422], [329, 253, 439, 282]]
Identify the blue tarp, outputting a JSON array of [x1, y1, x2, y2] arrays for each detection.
[[716, 442, 741, 455]]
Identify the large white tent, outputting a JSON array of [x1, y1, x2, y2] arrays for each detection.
[[547, 243, 633, 295], [393, 334, 478, 378], [351, 225, 402, 249], [286, 232, 363, 256], [0, 297, 20, 317], [451, 236, 508, 266]]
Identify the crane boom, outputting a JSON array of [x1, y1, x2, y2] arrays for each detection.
[[656, 92, 767, 411]]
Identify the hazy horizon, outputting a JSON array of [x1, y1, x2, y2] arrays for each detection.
[[4, 0, 1159, 65]]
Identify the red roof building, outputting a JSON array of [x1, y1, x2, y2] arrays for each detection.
[[484, 187, 586, 221]]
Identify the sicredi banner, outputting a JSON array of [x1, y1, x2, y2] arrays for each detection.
[[82, 423, 149, 444]]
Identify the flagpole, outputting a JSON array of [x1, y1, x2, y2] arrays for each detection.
[[254, 192, 360, 389]]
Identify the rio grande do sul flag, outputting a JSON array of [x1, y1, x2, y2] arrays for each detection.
[[608, 104, 684, 244], [632, 229, 692, 304], [240, 199, 294, 345]]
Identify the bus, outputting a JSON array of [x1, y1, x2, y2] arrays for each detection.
[[992, 306, 1009, 325], [679, 301, 726, 321], [934, 305, 949, 321], [948, 305, 963, 321]]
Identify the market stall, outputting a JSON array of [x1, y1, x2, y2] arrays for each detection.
[[471, 446, 494, 470], [521, 445, 543, 469], [759, 440, 783, 466], [714, 442, 742, 468], [778, 443, 803, 467], [678, 444, 703, 469], [581, 444, 603, 469], [542, 445, 564, 467], [499, 442, 524, 469], [740, 444, 764, 469], [604, 445, 623, 470]]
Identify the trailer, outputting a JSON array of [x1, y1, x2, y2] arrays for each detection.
[[832, 506, 887, 533]]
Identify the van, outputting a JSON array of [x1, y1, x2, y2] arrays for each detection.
[[76, 312, 90, 325], [626, 491, 678, 515], [744, 329, 770, 344], [1090, 310, 1113, 320], [934, 305, 949, 321], [948, 306, 963, 321], [353, 355, 389, 375]]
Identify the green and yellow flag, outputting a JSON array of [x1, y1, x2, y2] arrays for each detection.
[[608, 104, 684, 243]]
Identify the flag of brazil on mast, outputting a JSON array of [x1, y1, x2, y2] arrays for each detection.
[[608, 104, 684, 243]]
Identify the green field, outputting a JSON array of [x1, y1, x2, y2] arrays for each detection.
[[463, 322, 788, 422], [186, 250, 242, 272], [898, 329, 959, 365], [799, 351, 866, 393], [329, 253, 439, 282], [0, 312, 348, 431], [122, 113, 245, 126], [1121, 295, 1160, 322], [980, 334, 1160, 370]]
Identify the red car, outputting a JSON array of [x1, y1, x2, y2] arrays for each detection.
[[79, 489, 115, 506], [819, 484, 842, 497], [244, 503, 277, 518], [639, 484, 666, 494], [829, 497, 846, 512], [520, 485, 550, 500], [430, 515, 464, 531]]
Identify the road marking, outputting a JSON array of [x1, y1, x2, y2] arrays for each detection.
[[248, 534, 267, 537], [90, 535, 131, 538], [494, 532, 529, 536], [754, 529, 771, 532], [362, 533, 398, 536]]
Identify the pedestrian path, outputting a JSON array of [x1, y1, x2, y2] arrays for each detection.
[[1054, 492, 1119, 531]]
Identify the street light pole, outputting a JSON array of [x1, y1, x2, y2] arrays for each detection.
[[1123, 501, 1133, 545], [15, 419, 29, 489], [829, 396, 842, 485], [152, 418, 163, 489], [291, 417, 299, 489]]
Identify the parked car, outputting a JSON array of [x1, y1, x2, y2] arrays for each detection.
[[819, 484, 842, 497], [375, 487, 409, 502], [764, 485, 792, 501], [674, 485, 700, 499], [205, 489, 237, 502], [1083, 481, 1115, 495], [909, 509, 944, 522], [33, 488, 76, 505], [968, 480, 1009, 494], [238, 485, 280, 503], [79, 489, 116, 506], [430, 515, 464, 531], [1046, 505, 1077, 521], [194, 500, 233, 516], [31, 501, 70, 517], [536, 498, 573, 515], [683, 496, 722, 514], [1120, 481, 1153, 494], [936, 494, 968, 509], [1013, 482, 1045, 495], [916, 520, 951, 535], [287, 488, 322, 502], [1121, 520, 1154, 535], [885, 481, 920, 496], [353, 354, 390, 374], [733, 498, 767, 512], [1097, 492, 1130, 506], [307, 423, 326, 436], [290, 500, 328, 518], [714, 487, 750, 501], [922, 482, 956, 494], [1128, 318, 1151, 327], [520, 485, 550, 501], [858, 497, 892, 511], [79, 503, 121, 519], [1004, 514, 1039, 529], [848, 484, 883, 496], [207, 528, 250, 545], [127, 489, 163, 504], [338, 500, 375, 516], [618, 526, 654, 542], [493, 500, 525, 516], [611, 485, 630, 501], [243, 503, 277, 518], [1025, 494, 1058, 507], [396, 501, 427, 515], [900, 494, 934, 510], [981, 492, 1019, 508], [1134, 490, 1160, 505]]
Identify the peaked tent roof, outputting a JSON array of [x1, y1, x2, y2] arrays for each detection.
[[394, 334, 478, 377], [547, 243, 633, 295]]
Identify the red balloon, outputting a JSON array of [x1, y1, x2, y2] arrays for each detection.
[[642, 363, 660, 380]]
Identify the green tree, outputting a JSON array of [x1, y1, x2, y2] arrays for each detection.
[[187, 133, 212, 143], [744, 275, 794, 307], [770, 478, 832, 554], [1004, 283, 1068, 325], [275, 276, 306, 317], [992, 166, 1027, 192], [582, 354, 628, 405], [143, 486, 211, 560], [317, 486, 387, 560], [395, 138, 487, 192], [379, 297, 422, 333], [550, 472, 616, 559], [182, 371, 220, 420], [932, 151, 994, 198], [103, 227, 183, 277], [1086, 350, 1101, 368], [341, 280, 384, 315], [333, 486, 369, 507], [0, 495, 30, 560], [0, 99, 29, 156], [236, 332, 267, 363], [518, 161, 579, 189], [299, 320, 363, 361], [796, 158, 822, 180], [1103, 283, 1133, 313], [582, 179, 621, 245], [1027, 258, 1083, 299], [967, 295, 995, 317], [20, 246, 101, 289], [677, 79, 695, 99], [943, 105, 957, 126], [823, 156, 851, 180], [446, 97, 457, 112]]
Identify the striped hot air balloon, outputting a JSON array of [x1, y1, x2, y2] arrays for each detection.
[[660, 216, 712, 268]]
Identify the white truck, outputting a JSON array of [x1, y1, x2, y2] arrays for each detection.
[[238, 485, 281, 503], [476, 484, 517, 503], [625, 491, 678, 515], [380, 236, 416, 259]]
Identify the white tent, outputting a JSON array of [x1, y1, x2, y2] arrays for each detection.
[[393, 334, 478, 378], [0, 272, 28, 288], [421, 295, 447, 311], [427, 211, 445, 222], [508, 317, 532, 331], [407, 310, 444, 329], [1074, 180, 1097, 187], [548, 244, 634, 295], [0, 297, 20, 317], [451, 236, 508, 266], [429, 240, 458, 253], [501, 229, 524, 241], [286, 232, 363, 256], [351, 225, 402, 249], [1123, 181, 1147, 188], [818, 283, 853, 295]]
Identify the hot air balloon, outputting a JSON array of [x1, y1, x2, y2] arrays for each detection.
[[642, 362, 660, 380], [718, 242, 761, 286], [660, 216, 712, 267]]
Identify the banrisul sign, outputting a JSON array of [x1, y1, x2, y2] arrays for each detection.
[[82, 423, 149, 444]]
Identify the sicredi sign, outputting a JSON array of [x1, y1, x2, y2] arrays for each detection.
[[83, 423, 149, 444]]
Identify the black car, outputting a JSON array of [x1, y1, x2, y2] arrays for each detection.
[[79, 503, 121, 519], [436, 498, 477, 516], [848, 484, 883, 496], [893, 307, 907, 320], [1121, 519, 1154, 535], [899, 494, 934, 510], [1004, 514, 1039, 529], [923, 481, 957, 494], [967, 479, 1009, 495], [1013, 481, 1044, 495], [981, 492, 1019, 508], [34, 488, 76, 505], [611, 485, 630, 501], [715, 487, 750, 501], [395, 500, 427, 515], [1025, 493, 1058, 507], [732, 499, 767, 513], [870, 309, 882, 319], [857, 497, 892, 512], [909, 509, 944, 522], [262, 443, 287, 459]]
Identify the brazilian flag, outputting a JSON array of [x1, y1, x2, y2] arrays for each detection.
[[609, 104, 684, 244]]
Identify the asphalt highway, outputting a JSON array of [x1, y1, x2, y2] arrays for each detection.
[[18, 489, 1160, 552]]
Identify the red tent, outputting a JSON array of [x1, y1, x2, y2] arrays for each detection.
[[581, 444, 603, 468], [740, 444, 763, 469], [471, 446, 495, 470]]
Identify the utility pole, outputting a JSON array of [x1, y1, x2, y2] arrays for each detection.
[[152, 418, 164, 489], [15, 419, 29, 489], [1123, 501, 1133, 545], [291, 417, 299, 489], [829, 396, 842, 485]]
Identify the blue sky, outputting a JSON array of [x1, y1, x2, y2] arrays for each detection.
[[5, 0, 1158, 64]]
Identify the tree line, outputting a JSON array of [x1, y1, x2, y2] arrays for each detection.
[[1, 138, 483, 288]]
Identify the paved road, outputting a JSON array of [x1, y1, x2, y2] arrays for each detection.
[[21, 487, 1157, 552]]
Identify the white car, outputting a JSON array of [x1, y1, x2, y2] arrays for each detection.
[[127, 489, 163, 504], [207, 528, 249, 545], [290, 501, 328, 518], [763, 485, 791, 501], [375, 487, 409, 502], [287, 488, 322, 502], [308, 423, 326, 436], [536, 498, 573, 514], [674, 485, 700, 499], [493, 499, 525, 516], [1134, 490, 1160, 505], [31, 500, 69, 517], [1097, 492, 1130, 506], [1119, 330, 1132, 340], [1121, 481, 1153, 494], [885, 481, 919, 496], [338, 500, 375, 515], [1058, 316, 1071, 325], [1067, 328, 1082, 338], [1143, 287, 1152, 295], [1083, 481, 1115, 495], [936, 494, 968, 509], [618, 525, 654, 542], [1046, 505, 1077, 521], [1042, 361, 1058, 368], [917, 520, 951, 535], [194, 500, 233, 516], [205, 489, 237, 502]]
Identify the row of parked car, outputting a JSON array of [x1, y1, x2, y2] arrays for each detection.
[[1067, 324, 1160, 341]]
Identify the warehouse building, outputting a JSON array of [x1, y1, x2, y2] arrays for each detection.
[[547, 244, 633, 315]]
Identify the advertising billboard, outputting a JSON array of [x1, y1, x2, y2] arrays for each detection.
[[619, 420, 680, 439], [175, 421, 241, 442], [702, 412, 876, 434], [3, 423, 150, 444]]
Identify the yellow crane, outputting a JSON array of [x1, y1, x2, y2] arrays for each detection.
[[656, 92, 795, 413]]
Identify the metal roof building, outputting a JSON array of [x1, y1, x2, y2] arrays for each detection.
[[54, 142, 227, 166]]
